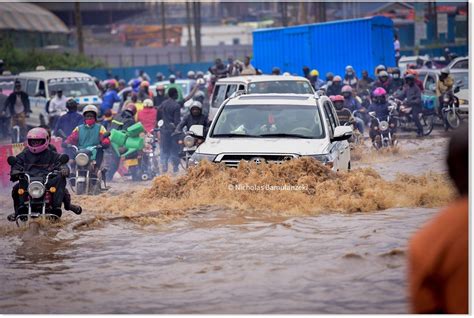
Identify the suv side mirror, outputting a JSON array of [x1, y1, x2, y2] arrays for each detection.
[[157, 119, 164, 128], [331, 126, 352, 142]]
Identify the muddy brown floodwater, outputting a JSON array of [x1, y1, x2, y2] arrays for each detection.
[[0, 134, 454, 314]]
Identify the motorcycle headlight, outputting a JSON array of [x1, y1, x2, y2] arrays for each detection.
[[379, 121, 389, 131], [189, 153, 216, 166], [459, 99, 468, 105], [75, 153, 89, 166], [183, 135, 196, 148], [28, 181, 45, 199]]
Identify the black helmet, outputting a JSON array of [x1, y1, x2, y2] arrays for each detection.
[[271, 67, 281, 75], [391, 67, 400, 75], [66, 99, 78, 109]]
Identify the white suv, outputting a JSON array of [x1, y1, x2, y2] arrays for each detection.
[[190, 94, 352, 171]]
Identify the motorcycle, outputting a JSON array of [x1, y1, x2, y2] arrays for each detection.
[[368, 106, 397, 149], [177, 125, 205, 170], [389, 97, 434, 136], [136, 128, 160, 181], [7, 154, 70, 226], [440, 83, 462, 130], [68, 145, 108, 195]]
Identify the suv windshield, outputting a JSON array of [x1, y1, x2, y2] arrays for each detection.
[[211, 104, 324, 139], [48, 78, 99, 97], [248, 81, 314, 94]]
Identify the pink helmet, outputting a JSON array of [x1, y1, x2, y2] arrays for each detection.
[[341, 85, 353, 93], [26, 127, 50, 154], [329, 95, 344, 102], [373, 87, 387, 97]]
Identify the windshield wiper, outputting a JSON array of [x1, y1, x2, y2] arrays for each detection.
[[259, 133, 314, 139], [212, 133, 261, 138]]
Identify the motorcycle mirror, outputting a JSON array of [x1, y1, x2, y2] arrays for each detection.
[[157, 120, 164, 128], [59, 154, 69, 164], [7, 156, 17, 166]]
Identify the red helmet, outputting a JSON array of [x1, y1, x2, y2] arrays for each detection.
[[124, 103, 137, 115], [373, 87, 387, 97], [26, 127, 50, 154]]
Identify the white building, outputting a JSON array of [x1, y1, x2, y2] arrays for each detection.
[[180, 25, 254, 47]]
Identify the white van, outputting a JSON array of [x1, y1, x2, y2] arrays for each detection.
[[17, 70, 102, 127]]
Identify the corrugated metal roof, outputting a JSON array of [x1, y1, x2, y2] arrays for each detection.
[[0, 2, 69, 33]]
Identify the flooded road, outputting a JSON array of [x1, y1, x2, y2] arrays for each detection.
[[0, 134, 454, 314]]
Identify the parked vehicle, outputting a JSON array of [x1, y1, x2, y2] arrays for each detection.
[[16, 71, 102, 127], [191, 93, 352, 171], [209, 75, 315, 121]]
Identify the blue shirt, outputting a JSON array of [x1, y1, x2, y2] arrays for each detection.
[[343, 97, 362, 113], [54, 111, 84, 137], [100, 89, 121, 114]]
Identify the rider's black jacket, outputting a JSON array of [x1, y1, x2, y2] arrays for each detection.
[[10, 148, 67, 182]]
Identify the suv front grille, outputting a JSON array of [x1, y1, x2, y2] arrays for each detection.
[[218, 154, 298, 167]]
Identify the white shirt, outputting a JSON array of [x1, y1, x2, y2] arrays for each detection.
[[49, 95, 68, 116]]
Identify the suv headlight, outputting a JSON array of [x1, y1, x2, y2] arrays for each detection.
[[189, 153, 216, 166], [28, 181, 45, 199], [310, 153, 336, 169], [75, 153, 89, 166]]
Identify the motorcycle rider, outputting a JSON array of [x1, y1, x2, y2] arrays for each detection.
[[368, 87, 396, 143], [100, 81, 121, 116], [309, 69, 324, 90], [166, 75, 184, 102], [343, 65, 358, 90], [158, 87, 182, 174], [436, 68, 455, 102], [7, 127, 82, 221], [156, 72, 164, 83], [372, 70, 394, 94], [405, 69, 424, 92], [48, 88, 68, 128], [390, 68, 404, 93], [327, 75, 343, 96], [330, 95, 353, 125], [138, 99, 158, 134], [2, 80, 31, 142], [138, 81, 152, 102], [65, 105, 111, 168], [271, 67, 281, 75], [358, 70, 374, 94], [174, 100, 210, 137], [154, 84, 167, 108], [374, 64, 386, 77], [395, 74, 424, 137], [341, 85, 365, 134], [53, 99, 83, 139], [105, 104, 137, 181]]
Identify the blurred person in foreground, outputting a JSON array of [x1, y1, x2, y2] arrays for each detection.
[[408, 124, 468, 314]]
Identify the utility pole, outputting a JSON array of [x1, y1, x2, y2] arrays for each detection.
[[74, 2, 84, 54], [280, 2, 288, 27], [160, 2, 167, 47], [192, 1, 202, 61], [186, 1, 194, 62]]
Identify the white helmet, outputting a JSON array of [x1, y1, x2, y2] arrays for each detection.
[[187, 70, 195, 78], [82, 105, 98, 117], [143, 99, 154, 107], [190, 100, 202, 110]]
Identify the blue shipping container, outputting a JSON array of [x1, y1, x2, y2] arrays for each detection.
[[253, 16, 396, 78]]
